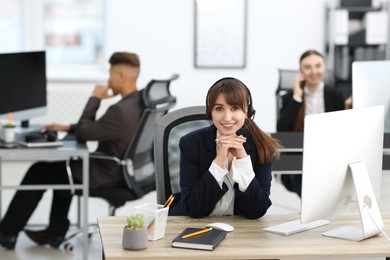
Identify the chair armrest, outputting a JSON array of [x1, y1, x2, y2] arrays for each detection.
[[89, 152, 122, 166], [90, 152, 143, 197]]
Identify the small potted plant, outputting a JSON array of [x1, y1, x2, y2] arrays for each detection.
[[3, 123, 15, 128], [2, 122, 16, 143], [122, 213, 148, 250]]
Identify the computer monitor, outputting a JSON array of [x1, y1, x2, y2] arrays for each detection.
[[0, 51, 47, 125], [352, 60, 390, 133], [300, 105, 385, 241]]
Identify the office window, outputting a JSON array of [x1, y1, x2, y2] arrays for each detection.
[[44, 0, 104, 66], [0, 0, 105, 79], [0, 0, 22, 52]]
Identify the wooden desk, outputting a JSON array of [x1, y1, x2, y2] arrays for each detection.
[[98, 212, 390, 259]]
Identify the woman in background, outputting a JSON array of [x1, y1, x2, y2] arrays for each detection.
[[170, 77, 281, 219], [277, 49, 349, 197]]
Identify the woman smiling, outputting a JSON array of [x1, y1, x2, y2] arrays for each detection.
[[170, 77, 281, 219]]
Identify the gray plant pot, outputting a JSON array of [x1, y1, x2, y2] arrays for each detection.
[[122, 226, 148, 250]]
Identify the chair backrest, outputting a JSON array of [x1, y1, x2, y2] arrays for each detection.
[[143, 74, 179, 109], [275, 69, 335, 120], [276, 68, 335, 94], [122, 74, 179, 197], [154, 106, 210, 205]]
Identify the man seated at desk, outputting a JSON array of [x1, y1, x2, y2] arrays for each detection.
[[0, 51, 145, 249]]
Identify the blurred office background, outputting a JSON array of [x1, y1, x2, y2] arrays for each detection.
[[0, 0, 389, 258], [2, 0, 389, 130], [2, 0, 375, 131]]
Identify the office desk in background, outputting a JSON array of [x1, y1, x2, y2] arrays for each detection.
[[271, 132, 390, 174], [98, 212, 390, 259], [0, 140, 90, 260]]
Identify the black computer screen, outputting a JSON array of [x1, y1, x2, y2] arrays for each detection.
[[0, 51, 47, 121]]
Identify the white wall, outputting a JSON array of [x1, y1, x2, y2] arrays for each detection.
[[47, 0, 337, 133]]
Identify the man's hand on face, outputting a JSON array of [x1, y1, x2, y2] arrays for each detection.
[[92, 85, 113, 99]]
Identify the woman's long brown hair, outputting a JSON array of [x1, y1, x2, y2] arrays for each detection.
[[206, 77, 281, 164]]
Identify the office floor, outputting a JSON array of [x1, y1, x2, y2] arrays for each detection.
[[0, 174, 389, 260]]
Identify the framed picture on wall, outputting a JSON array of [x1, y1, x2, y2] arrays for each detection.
[[194, 0, 247, 68]]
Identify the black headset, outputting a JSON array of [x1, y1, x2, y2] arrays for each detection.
[[205, 77, 256, 120]]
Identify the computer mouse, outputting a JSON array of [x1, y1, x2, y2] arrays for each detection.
[[205, 222, 234, 232]]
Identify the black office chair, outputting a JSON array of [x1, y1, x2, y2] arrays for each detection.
[[154, 106, 210, 207], [143, 74, 178, 109], [85, 74, 179, 204], [63, 74, 179, 252], [275, 68, 335, 121]]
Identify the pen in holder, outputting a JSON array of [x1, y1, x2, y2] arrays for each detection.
[[135, 203, 169, 241]]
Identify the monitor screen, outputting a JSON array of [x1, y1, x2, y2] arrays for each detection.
[[300, 106, 384, 241], [0, 51, 47, 122], [352, 60, 390, 133]]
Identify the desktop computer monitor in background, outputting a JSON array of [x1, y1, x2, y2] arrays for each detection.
[[352, 60, 390, 133], [300, 106, 385, 241], [0, 51, 47, 126]]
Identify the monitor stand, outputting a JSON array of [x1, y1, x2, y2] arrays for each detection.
[[322, 161, 384, 241], [263, 218, 329, 236]]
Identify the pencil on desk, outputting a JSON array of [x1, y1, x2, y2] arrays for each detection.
[[182, 227, 212, 239]]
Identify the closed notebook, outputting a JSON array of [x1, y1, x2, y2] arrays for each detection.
[[171, 227, 226, 251]]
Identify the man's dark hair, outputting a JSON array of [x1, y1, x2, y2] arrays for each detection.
[[109, 52, 140, 68]]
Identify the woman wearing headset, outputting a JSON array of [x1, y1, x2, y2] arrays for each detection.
[[170, 77, 281, 219]]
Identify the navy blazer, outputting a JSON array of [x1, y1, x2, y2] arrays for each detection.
[[170, 125, 272, 219], [277, 85, 345, 131]]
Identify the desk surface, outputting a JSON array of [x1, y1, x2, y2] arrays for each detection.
[[0, 140, 87, 160], [98, 212, 390, 259]]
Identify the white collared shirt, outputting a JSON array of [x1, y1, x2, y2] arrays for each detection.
[[304, 81, 325, 115], [208, 134, 255, 216]]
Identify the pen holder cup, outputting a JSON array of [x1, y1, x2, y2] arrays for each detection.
[[134, 203, 169, 241]]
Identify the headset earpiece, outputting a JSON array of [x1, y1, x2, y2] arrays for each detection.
[[246, 91, 255, 119]]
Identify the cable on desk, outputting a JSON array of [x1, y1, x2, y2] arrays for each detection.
[[363, 204, 390, 243]]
